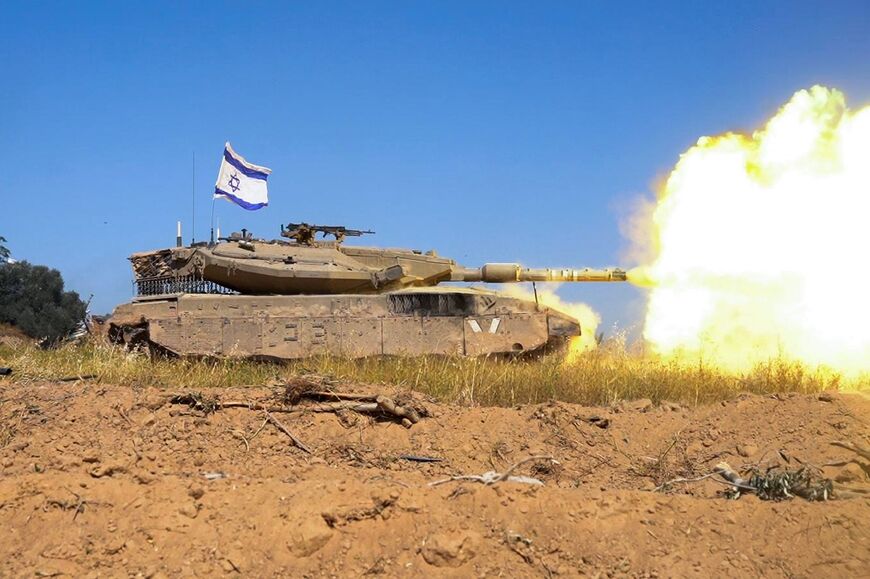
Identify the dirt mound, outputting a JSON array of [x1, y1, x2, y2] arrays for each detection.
[[0, 380, 867, 577], [0, 323, 31, 348]]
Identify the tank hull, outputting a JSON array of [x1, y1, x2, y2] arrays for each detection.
[[108, 289, 581, 359]]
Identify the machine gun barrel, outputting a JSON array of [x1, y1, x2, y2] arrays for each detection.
[[334, 227, 375, 237], [451, 263, 627, 283]]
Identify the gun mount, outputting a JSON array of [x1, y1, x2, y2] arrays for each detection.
[[111, 222, 627, 359], [281, 222, 375, 246]]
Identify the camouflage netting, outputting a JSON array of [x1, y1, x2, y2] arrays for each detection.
[[130, 250, 175, 280]]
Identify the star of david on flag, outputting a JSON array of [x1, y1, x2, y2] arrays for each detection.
[[214, 142, 272, 210]]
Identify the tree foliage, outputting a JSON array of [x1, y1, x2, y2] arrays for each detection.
[[0, 260, 86, 343], [0, 236, 9, 261]]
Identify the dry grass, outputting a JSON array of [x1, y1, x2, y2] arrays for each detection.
[[0, 338, 865, 407]]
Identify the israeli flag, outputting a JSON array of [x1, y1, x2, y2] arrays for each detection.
[[213, 142, 272, 210]]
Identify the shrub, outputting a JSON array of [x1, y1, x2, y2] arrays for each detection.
[[0, 261, 87, 343]]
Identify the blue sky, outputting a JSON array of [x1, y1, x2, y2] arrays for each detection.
[[2, 1, 869, 333]]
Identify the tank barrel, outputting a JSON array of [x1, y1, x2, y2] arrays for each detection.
[[451, 263, 627, 283]]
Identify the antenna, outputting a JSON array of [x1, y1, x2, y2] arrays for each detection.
[[191, 152, 196, 244], [209, 145, 217, 245], [210, 194, 217, 245]]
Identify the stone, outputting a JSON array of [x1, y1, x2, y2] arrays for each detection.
[[287, 516, 333, 557], [627, 398, 653, 413], [188, 485, 206, 500], [737, 444, 758, 458], [133, 470, 156, 485], [421, 532, 480, 568], [103, 540, 126, 555], [141, 394, 168, 411], [89, 464, 127, 478], [178, 503, 199, 519], [833, 463, 866, 484]]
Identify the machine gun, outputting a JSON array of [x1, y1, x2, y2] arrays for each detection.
[[281, 222, 375, 245]]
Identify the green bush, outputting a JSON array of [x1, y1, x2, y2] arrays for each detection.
[[0, 260, 86, 343]]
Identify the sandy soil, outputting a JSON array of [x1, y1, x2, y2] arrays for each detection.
[[0, 379, 867, 578]]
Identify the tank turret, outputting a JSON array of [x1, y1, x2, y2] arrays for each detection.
[[128, 224, 626, 297]]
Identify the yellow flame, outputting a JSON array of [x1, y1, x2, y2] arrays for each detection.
[[498, 284, 601, 359], [635, 86, 870, 374]]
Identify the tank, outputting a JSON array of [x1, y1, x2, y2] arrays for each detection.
[[109, 223, 627, 358]]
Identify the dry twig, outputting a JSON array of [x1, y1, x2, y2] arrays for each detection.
[[264, 410, 311, 454], [227, 428, 250, 452], [654, 472, 719, 492], [429, 455, 555, 487], [830, 440, 870, 462], [170, 390, 426, 428]]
